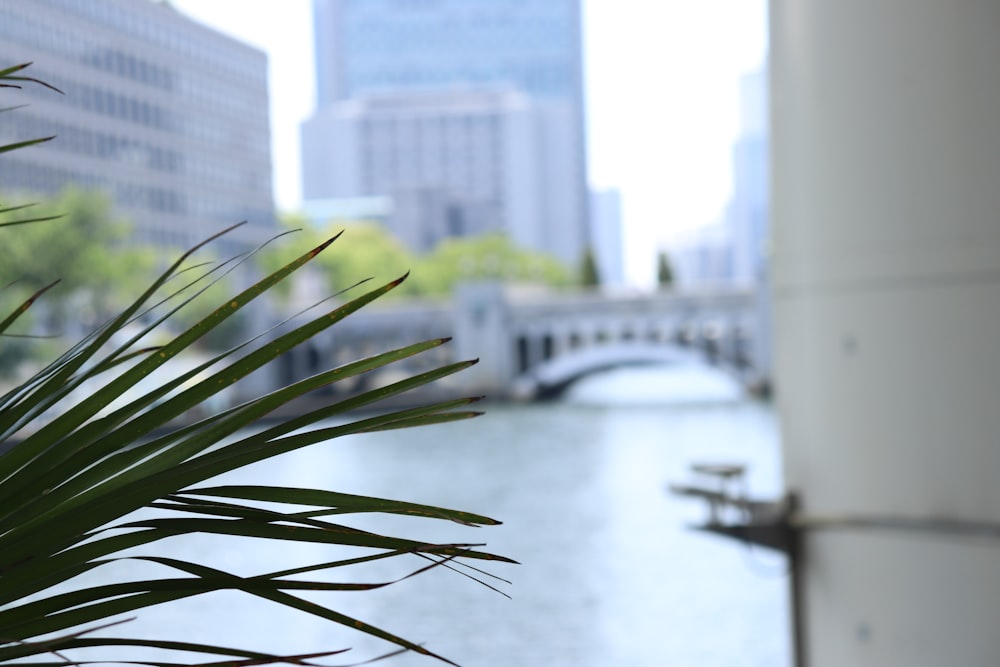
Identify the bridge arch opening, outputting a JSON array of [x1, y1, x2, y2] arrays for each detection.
[[514, 343, 710, 400]]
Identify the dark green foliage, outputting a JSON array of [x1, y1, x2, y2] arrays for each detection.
[[0, 187, 156, 324], [657, 250, 675, 289], [262, 217, 571, 299], [579, 246, 600, 288], [0, 62, 509, 667]]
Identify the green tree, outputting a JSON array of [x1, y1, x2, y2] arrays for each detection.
[[316, 220, 418, 296], [259, 216, 418, 299], [414, 233, 571, 297], [579, 246, 600, 288], [657, 249, 675, 289], [0, 187, 155, 325], [263, 221, 571, 301]]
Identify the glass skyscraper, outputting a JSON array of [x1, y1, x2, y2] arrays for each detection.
[[314, 0, 584, 104], [304, 0, 589, 266]]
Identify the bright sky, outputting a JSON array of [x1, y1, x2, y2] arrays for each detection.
[[170, 0, 767, 287]]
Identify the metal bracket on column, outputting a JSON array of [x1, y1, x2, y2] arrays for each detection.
[[670, 466, 806, 666], [669, 463, 795, 555]]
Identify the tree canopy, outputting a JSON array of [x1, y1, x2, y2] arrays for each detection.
[[657, 249, 675, 289], [416, 232, 572, 296], [0, 187, 155, 325], [261, 215, 573, 302]]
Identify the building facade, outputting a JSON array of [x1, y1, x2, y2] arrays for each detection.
[[668, 65, 769, 290], [302, 86, 546, 252], [727, 67, 769, 285], [589, 188, 625, 288], [303, 0, 589, 267], [0, 0, 275, 255]]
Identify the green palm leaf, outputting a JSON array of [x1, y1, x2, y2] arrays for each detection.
[[1, 63, 509, 666]]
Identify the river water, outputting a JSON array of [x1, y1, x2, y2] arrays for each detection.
[[96, 363, 791, 666]]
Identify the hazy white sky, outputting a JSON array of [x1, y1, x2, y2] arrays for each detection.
[[171, 0, 767, 286]]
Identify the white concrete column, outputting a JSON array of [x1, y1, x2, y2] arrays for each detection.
[[771, 1, 1000, 665]]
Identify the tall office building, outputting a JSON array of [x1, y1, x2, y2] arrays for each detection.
[[302, 0, 589, 266], [668, 65, 769, 289], [589, 188, 625, 287], [727, 67, 769, 285], [0, 0, 275, 255]]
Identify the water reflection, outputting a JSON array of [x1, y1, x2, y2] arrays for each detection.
[[564, 362, 745, 405], [90, 363, 789, 666]]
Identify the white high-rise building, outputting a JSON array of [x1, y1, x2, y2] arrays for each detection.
[[303, 87, 545, 253], [668, 65, 769, 289], [302, 0, 589, 267], [727, 67, 769, 285], [589, 189, 625, 287]]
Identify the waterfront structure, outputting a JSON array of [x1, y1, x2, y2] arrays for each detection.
[[302, 0, 589, 266], [0, 0, 275, 255], [772, 2, 1000, 665]]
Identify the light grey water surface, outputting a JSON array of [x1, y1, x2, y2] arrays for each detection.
[[96, 364, 790, 666]]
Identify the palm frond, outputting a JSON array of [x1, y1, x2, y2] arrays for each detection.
[[1, 63, 507, 667]]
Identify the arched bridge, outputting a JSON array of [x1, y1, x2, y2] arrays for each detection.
[[280, 282, 771, 400]]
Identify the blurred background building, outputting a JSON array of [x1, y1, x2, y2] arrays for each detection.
[[301, 0, 590, 267], [589, 188, 625, 288], [668, 66, 769, 289], [0, 0, 275, 257], [728, 67, 769, 285]]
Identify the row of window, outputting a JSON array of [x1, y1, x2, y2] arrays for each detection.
[[4, 60, 270, 176], [28, 63, 268, 144], [364, 145, 502, 171], [0, 57, 268, 166], [365, 135, 501, 160], [3, 62, 180, 133], [0, 159, 98, 195], [115, 180, 185, 214], [364, 159, 502, 199], [346, 18, 573, 55], [1, 4, 266, 135], [0, 157, 274, 238], [359, 114, 505, 196], [347, 61, 574, 99], [360, 119, 506, 171], [37, 0, 263, 84], [0, 46, 266, 144], [363, 112, 503, 133], [68, 78, 176, 132], [4, 111, 269, 201], [0, 8, 176, 93], [3, 113, 183, 173], [80, 47, 177, 93], [0, 158, 184, 215], [346, 0, 575, 25]]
